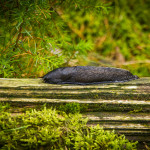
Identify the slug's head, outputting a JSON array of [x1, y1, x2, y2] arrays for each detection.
[[134, 75, 139, 79], [43, 68, 63, 84]]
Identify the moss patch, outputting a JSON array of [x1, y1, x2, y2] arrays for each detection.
[[0, 103, 137, 150]]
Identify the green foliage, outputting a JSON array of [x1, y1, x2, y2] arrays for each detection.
[[0, 103, 137, 150], [0, 103, 10, 112], [58, 102, 81, 114], [95, 1, 150, 59], [58, 103, 89, 114], [123, 63, 150, 77], [0, 0, 150, 78], [0, 0, 107, 78]]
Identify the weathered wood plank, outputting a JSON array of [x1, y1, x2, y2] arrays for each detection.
[[84, 111, 150, 144], [0, 78, 150, 100], [0, 78, 150, 149], [1, 97, 150, 105], [1, 98, 150, 112]]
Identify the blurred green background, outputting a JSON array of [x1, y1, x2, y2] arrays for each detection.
[[0, 0, 150, 78]]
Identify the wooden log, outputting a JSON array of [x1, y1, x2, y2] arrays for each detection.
[[0, 78, 150, 100], [0, 77, 150, 149]]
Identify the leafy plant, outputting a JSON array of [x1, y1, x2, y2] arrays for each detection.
[[1, 0, 149, 78], [0, 0, 108, 78]]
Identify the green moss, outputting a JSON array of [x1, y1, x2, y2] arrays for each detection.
[[128, 105, 143, 113], [0, 102, 10, 112], [0, 103, 137, 150], [58, 103, 81, 114]]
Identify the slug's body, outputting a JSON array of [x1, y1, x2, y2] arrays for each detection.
[[43, 66, 139, 85]]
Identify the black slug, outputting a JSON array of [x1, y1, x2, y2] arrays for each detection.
[[43, 66, 139, 85]]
